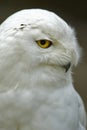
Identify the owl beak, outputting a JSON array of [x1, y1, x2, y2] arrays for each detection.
[[63, 62, 71, 72]]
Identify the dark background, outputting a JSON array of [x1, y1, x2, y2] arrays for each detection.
[[0, 0, 87, 111]]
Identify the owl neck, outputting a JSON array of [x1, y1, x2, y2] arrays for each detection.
[[27, 65, 73, 89], [0, 61, 73, 91]]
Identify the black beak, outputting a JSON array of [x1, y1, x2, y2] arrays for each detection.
[[63, 62, 71, 72]]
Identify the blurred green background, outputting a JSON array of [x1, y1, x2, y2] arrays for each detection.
[[0, 0, 87, 111]]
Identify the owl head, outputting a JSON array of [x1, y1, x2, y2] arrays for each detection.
[[0, 9, 81, 89]]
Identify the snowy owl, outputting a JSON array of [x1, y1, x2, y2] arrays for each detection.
[[0, 9, 86, 130]]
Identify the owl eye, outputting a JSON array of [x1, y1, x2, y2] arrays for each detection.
[[36, 40, 52, 48]]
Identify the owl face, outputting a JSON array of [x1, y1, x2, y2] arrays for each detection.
[[0, 9, 81, 73]]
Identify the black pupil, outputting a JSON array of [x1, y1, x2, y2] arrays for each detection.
[[40, 40, 46, 45]]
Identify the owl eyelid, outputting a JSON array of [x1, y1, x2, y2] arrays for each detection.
[[36, 39, 53, 43]]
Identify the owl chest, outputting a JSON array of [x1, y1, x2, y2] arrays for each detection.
[[0, 88, 79, 130]]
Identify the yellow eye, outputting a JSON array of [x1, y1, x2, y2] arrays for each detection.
[[36, 40, 52, 49]]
